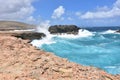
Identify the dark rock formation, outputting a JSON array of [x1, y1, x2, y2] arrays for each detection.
[[116, 30, 120, 33], [48, 25, 80, 34], [11, 32, 46, 41], [0, 31, 46, 41], [0, 21, 46, 41]]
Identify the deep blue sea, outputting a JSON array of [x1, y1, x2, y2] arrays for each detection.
[[31, 27, 120, 74]]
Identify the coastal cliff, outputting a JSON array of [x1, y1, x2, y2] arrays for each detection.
[[0, 21, 46, 41], [0, 21, 120, 80], [0, 35, 120, 80]]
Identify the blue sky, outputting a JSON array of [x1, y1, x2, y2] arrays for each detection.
[[0, 0, 120, 26]]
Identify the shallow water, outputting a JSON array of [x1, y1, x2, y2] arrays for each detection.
[[31, 27, 120, 74]]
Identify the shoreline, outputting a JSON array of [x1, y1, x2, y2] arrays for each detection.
[[0, 34, 120, 80]]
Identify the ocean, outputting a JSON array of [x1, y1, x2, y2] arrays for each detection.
[[31, 26, 120, 74]]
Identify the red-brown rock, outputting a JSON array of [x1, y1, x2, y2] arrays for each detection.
[[0, 35, 119, 80]]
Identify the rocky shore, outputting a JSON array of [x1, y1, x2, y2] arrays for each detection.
[[116, 30, 120, 33], [0, 21, 46, 41], [0, 21, 120, 80], [0, 35, 120, 80]]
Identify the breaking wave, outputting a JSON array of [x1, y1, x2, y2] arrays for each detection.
[[31, 24, 120, 74], [101, 29, 117, 34], [31, 21, 94, 47], [31, 28, 94, 47]]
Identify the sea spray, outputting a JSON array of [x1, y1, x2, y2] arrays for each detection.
[[31, 25, 120, 74], [55, 29, 94, 39], [31, 23, 94, 47], [36, 20, 50, 35], [31, 20, 56, 47]]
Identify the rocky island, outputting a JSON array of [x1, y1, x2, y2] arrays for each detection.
[[49, 25, 80, 34], [116, 30, 120, 33], [0, 21, 120, 80]]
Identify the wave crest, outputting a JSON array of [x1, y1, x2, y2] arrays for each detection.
[[101, 30, 116, 34]]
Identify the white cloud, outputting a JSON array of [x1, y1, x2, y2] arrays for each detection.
[[96, 6, 110, 11], [79, 0, 120, 19], [26, 16, 36, 23], [75, 12, 82, 19], [75, 12, 81, 16], [52, 6, 65, 19], [114, 0, 120, 8], [0, 0, 34, 20], [60, 17, 64, 21], [68, 17, 73, 20]]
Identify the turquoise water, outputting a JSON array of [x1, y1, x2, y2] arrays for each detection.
[[32, 28, 120, 74]]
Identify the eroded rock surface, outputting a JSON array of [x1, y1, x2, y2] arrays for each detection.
[[12, 32, 46, 41], [116, 30, 120, 33], [0, 35, 120, 80], [0, 31, 46, 41], [48, 25, 80, 34]]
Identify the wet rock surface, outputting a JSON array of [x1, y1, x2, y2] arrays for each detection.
[[0, 21, 46, 41], [0, 35, 120, 80], [12, 32, 46, 41], [0, 31, 46, 41], [48, 25, 80, 34], [116, 30, 120, 33]]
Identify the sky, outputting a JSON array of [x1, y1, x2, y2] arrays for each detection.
[[0, 0, 120, 26]]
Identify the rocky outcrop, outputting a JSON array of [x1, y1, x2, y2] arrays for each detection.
[[12, 32, 46, 41], [0, 35, 120, 80], [116, 30, 120, 33], [0, 31, 46, 41], [48, 25, 80, 34], [0, 21, 46, 41]]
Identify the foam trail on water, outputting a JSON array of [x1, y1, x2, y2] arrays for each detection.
[[55, 29, 94, 39], [78, 29, 94, 37], [31, 36, 56, 47], [101, 30, 117, 34]]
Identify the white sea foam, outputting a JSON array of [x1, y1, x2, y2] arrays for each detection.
[[104, 66, 119, 69], [31, 36, 56, 47], [31, 20, 56, 47], [31, 29, 94, 47], [31, 21, 94, 47], [78, 29, 94, 37], [101, 30, 117, 34], [55, 29, 93, 39]]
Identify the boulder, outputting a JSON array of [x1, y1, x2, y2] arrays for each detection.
[[48, 25, 80, 34], [116, 30, 120, 33], [12, 32, 46, 41]]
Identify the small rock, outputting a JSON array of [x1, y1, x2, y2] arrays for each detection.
[[59, 68, 72, 73]]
